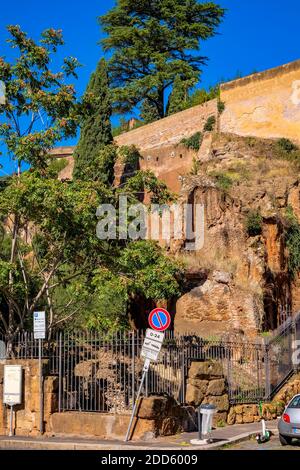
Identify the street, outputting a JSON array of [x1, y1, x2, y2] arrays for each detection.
[[225, 436, 300, 451]]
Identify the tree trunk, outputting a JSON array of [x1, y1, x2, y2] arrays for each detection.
[[157, 85, 165, 119]]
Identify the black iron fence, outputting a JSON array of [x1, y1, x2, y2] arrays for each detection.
[[1, 317, 300, 411]]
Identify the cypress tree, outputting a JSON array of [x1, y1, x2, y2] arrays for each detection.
[[73, 59, 114, 183], [140, 96, 161, 124], [166, 75, 190, 116]]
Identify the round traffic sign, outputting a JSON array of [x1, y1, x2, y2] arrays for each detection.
[[148, 308, 171, 332]]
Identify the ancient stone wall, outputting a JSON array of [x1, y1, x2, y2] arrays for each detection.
[[220, 59, 300, 144], [115, 100, 218, 151], [0, 359, 195, 440]]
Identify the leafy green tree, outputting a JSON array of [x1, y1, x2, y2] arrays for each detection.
[[140, 96, 161, 124], [0, 170, 112, 338], [0, 26, 183, 339], [0, 25, 80, 171], [100, 0, 225, 118], [0, 25, 80, 339], [167, 75, 190, 116], [73, 58, 114, 183]]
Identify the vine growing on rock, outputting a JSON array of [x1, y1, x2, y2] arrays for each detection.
[[284, 207, 300, 278]]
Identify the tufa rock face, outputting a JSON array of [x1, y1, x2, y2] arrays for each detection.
[[174, 134, 300, 337]]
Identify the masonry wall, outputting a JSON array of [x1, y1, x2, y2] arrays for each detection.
[[115, 99, 218, 151], [220, 59, 300, 144]]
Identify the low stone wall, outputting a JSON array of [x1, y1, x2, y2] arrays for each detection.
[[50, 396, 196, 441], [0, 360, 196, 440], [1, 358, 299, 439]]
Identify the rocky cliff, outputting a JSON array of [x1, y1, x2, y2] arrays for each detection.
[[173, 133, 300, 339]]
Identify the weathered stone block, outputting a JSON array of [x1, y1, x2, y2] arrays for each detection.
[[213, 412, 227, 428], [242, 413, 254, 424], [186, 384, 206, 406], [137, 397, 168, 419], [203, 394, 230, 412], [227, 408, 236, 425], [188, 361, 223, 380], [206, 379, 226, 396]]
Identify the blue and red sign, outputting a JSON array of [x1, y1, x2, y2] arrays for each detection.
[[148, 308, 171, 332]]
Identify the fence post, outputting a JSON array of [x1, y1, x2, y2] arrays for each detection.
[[58, 331, 62, 413], [131, 330, 135, 408], [181, 349, 186, 404], [264, 341, 271, 400], [226, 345, 231, 402]]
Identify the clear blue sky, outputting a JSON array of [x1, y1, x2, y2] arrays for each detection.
[[1, 0, 299, 175]]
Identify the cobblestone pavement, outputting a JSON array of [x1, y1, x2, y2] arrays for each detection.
[[225, 436, 300, 451]]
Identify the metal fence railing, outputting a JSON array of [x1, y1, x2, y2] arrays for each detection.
[[1, 316, 300, 412]]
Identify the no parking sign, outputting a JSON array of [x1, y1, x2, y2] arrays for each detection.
[[148, 308, 171, 332]]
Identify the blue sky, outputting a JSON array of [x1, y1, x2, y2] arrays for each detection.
[[1, 0, 300, 175]]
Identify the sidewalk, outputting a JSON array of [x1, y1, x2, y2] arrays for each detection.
[[0, 420, 279, 450]]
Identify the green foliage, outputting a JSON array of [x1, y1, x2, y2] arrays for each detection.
[[0, 25, 80, 170], [47, 158, 68, 178], [118, 145, 140, 168], [284, 207, 300, 277], [73, 58, 113, 183], [140, 96, 161, 124], [190, 157, 201, 176], [246, 211, 263, 237], [122, 170, 175, 205], [277, 138, 298, 153], [274, 138, 300, 166], [77, 144, 117, 185], [180, 132, 203, 151], [204, 115, 216, 132], [119, 241, 182, 301], [112, 118, 144, 137], [186, 85, 219, 109], [166, 75, 190, 116], [0, 26, 184, 338], [210, 171, 233, 191], [217, 99, 225, 114], [100, 0, 225, 118]]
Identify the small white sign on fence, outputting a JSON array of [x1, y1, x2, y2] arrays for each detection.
[[3, 365, 22, 406], [141, 329, 164, 362], [33, 311, 46, 340]]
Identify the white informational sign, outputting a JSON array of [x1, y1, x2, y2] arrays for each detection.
[[145, 329, 165, 343], [3, 365, 22, 405], [141, 329, 165, 362], [33, 311, 46, 340]]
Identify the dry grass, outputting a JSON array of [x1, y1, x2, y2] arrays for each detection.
[[177, 249, 242, 276]]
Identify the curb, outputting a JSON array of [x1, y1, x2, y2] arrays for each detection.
[[0, 429, 279, 450]]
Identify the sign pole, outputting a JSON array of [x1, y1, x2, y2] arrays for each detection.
[[39, 338, 43, 434], [33, 311, 46, 435], [9, 405, 13, 437], [124, 359, 150, 442]]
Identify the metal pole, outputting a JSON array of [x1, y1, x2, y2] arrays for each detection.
[[125, 359, 150, 442], [264, 342, 271, 400], [197, 407, 202, 441], [58, 332, 62, 413], [39, 339, 44, 434], [9, 405, 13, 437]]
